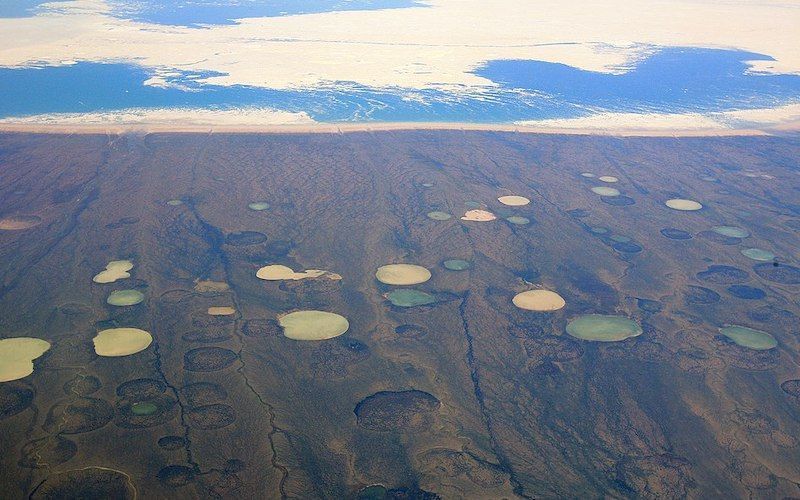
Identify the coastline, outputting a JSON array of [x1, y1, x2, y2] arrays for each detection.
[[0, 120, 790, 137]]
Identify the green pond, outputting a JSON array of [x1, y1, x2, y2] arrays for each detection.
[[385, 289, 437, 307], [358, 485, 388, 500], [566, 314, 643, 342], [610, 234, 631, 243], [166, 199, 183, 206], [591, 186, 620, 197], [712, 226, 749, 238], [741, 248, 775, 261], [506, 216, 530, 225], [443, 259, 471, 271], [107, 289, 145, 306], [248, 201, 270, 211], [427, 211, 452, 221], [665, 199, 703, 211], [131, 402, 159, 416], [720, 325, 777, 350]]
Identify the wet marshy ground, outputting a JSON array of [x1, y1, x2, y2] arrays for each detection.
[[0, 131, 799, 498]]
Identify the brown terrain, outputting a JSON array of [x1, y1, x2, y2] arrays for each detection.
[[0, 131, 799, 499]]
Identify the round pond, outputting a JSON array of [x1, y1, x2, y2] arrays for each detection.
[[566, 314, 642, 342]]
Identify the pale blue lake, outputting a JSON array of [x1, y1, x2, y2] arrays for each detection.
[[1, 48, 798, 123]]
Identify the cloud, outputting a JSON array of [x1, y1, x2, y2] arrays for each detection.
[[2, 0, 799, 94]]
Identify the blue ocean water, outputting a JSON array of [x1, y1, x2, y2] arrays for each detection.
[[0, 0, 50, 18], [0, 63, 569, 122], [1, 48, 798, 123], [476, 48, 800, 114], [107, 0, 425, 26]]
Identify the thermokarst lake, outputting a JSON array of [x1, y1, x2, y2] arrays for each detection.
[[0, 131, 799, 498]]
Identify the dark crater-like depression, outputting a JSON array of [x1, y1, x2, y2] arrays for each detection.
[[184, 347, 238, 372], [660, 227, 693, 240], [186, 403, 237, 429], [30, 467, 135, 499], [224, 231, 267, 246], [44, 398, 114, 434], [696, 265, 749, 284], [0, 383, 34, 420], [355, 390, 440, 432], [684, 285, 721, 305], [726, 285, 766, 300], [753, 263, 800, 284]]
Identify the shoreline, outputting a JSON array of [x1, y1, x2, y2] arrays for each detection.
[[0, 121, 793, 137]]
